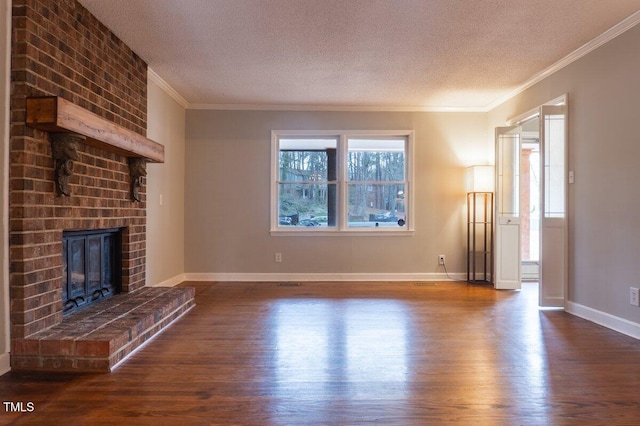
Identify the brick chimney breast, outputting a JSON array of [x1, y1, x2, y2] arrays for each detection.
[[10, 0, 148, 339]]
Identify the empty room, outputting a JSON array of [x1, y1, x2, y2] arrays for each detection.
[[1, 0, 640, 424]]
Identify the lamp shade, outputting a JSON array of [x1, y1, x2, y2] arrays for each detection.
[[466, 165, 494, 193]]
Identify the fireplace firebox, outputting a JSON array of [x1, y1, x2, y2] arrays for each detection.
[[62, 228, 122, 314]]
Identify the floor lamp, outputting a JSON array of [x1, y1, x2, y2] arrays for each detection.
[[466, 166, 494, 284]]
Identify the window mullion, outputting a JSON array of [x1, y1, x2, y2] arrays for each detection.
[[338, 134, 348, 231]]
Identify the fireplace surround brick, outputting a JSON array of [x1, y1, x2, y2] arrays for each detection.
[[9, 0, 193, 371]]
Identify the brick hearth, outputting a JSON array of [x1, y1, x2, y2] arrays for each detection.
[[11, 287, 195, 372]]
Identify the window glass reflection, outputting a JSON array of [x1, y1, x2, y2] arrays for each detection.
[[269, 299, 410, 399]]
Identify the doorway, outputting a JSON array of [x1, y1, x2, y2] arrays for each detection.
[[520, 118, 540, 281], [494, 95, 568, 308]]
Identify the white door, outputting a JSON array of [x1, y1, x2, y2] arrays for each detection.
[[495, 126, 521, 290], [539, 105, 567, 307]]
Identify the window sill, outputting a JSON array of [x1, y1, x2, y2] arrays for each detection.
[[270, 229, 414, 237]]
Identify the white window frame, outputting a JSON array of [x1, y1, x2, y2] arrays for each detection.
[[271, 130, 415, 236]]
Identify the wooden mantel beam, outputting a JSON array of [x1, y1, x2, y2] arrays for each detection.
[[25, 96, 165, 163]]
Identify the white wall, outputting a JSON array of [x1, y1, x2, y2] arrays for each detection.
[[185, 110, 489, 280], [0, 0, 11, 376], [488, 23, 640, 334], [146, 76, 186, 287]]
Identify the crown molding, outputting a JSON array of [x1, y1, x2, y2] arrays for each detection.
[[186, 103, 485, 112], [485, 9, 640, 112], [148, 68, 189, 109]]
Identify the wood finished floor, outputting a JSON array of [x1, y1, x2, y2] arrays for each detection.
[[1, 281, 639, 425]]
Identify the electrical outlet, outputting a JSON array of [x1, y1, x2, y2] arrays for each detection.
[[438, 255, 445, 265], [275, 253, 282, 263], [630, 287, 639, 307]]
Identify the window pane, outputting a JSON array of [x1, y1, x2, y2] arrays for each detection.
[[348, 184, 406, 228], [544, 114, 565, 218], [279, 138, 337, 182], [279, 183, 337, 227], [347, 138, 405, 182], [273, 132, 411, 233], [497, 131, 520, 216]]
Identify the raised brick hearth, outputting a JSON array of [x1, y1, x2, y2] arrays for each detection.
[[12, 287, 195, 372], [8, 0, 194, 372]]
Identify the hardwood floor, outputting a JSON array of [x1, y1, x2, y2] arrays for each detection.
[[1, 281, 639, 425]]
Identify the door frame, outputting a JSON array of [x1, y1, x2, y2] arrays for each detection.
[[498, 94, 569, 308]]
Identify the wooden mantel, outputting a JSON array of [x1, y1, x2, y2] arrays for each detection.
[[26, 96, 165, 163]]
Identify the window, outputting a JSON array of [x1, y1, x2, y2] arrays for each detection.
[[271, 130, 413, 234]]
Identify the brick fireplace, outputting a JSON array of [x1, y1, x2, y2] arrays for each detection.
[[8, 0, 194, 371]]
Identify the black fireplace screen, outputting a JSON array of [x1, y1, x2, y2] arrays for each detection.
[[62, 228, 122, 314]]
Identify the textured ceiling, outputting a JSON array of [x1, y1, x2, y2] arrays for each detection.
[[78, 0, 640, 110]]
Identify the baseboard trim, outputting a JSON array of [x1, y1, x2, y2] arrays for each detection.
[[0, 352, 10, 376], [151, 273, 186, 288], [566, 301, 640, 340], [183, 272, 466, 282]]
